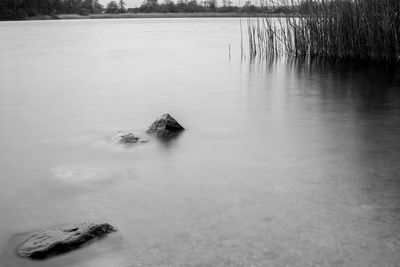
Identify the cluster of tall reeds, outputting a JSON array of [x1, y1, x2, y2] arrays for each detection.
[[248, 0, 400, 63]]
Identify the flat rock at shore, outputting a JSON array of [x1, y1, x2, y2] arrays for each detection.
[[147, 113, 184, 137], [16, 222, 116, 259]]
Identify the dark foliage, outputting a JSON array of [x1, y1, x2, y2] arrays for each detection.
[[129, 0, 267, 14], [0, 0, 275, 20], [0, 0, 104, 20]]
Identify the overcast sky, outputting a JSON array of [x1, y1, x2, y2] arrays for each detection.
[[102, 0, 141, 8]]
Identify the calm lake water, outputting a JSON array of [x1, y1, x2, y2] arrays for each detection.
[[0, 18, 400, 267]]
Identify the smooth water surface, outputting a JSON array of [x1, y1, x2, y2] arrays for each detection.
[[0, 18, 400, 267]]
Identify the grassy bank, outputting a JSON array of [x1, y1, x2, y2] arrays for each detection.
[[248, 0, 400, 63]]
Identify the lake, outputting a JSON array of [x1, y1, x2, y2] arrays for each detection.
[[0, 18, 400, 267]]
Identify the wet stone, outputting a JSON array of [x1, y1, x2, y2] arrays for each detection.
[[16, 222, 116, 259], [147, 113, 184, 137], [115, 132, 147, 144]]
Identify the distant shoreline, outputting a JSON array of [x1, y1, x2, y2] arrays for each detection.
[[14, 13, 270, 21]]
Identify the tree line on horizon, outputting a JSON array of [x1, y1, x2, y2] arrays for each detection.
[[0, 0, 104, 19], [129, 0, 268, 13], [0, 0, 294, 20]]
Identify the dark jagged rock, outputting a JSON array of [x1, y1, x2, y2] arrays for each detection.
[[147, 113, 184, 137], [16, 222, 116, 259], [114, 131, 147, 144]]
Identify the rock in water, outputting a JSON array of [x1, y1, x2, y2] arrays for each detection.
[[118, 132, 139, 144], [147, 113, 184, 137], [16, 223, 115, 259], [113, 131, 147, 144]]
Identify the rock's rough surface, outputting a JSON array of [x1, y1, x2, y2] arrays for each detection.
[[16, 223, 115, 259], [147, 113, 184, 137], [114, 131, 147, 144], [118, 132, 139, 144]]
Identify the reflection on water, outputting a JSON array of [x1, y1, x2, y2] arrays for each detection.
[[0, 18, 400, 266]]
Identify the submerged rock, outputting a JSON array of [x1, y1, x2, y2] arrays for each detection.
[[147, 113, 184, 137], [16, 222, 116, 259], [118, 132, 139, 144], [114, 131, 147, 144]]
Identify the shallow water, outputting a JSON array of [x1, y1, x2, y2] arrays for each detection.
[[0, 18, 400, 267]]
